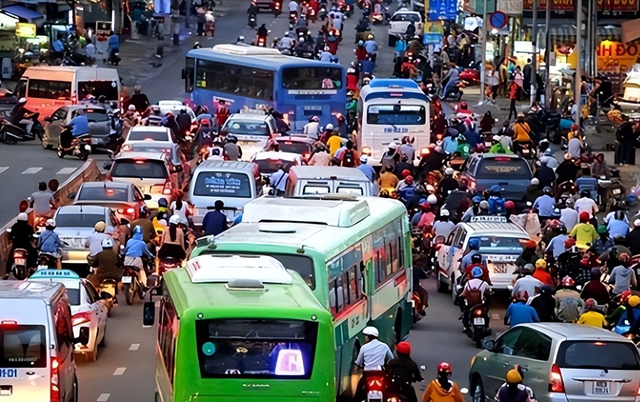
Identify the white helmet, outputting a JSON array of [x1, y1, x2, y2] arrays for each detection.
[[18, 97, 26, 104], [325, 123, 334, 130], [440, 209, 450, 217], [427, 194, 438, 205], [284, 31, 290, 37], [101, 238, 114, 248], [46, 219, 56, 228], [360, 155, 368, 164], [169, 214, 181, 225], [17, 213, 28, 222], [445, 167, 454, 176], [363, 326, 379, 337]]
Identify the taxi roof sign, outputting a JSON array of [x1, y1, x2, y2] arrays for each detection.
[[30, 269, 81, 280], [470, 216, 508, 223]]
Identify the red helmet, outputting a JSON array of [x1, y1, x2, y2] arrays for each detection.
[[396, 341, 411, 355], [505, 200, 516, 212], [515, 290, 529, 301], [401, 169, 412, 179], [561, 276, 575, 287], [437, 362, 452, 373]]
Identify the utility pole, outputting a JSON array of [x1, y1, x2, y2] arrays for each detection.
[[544, 0, 551, 108], [574, 0, 582, 126], [531, 0, 538, 106], [479, 0, 488, 103]]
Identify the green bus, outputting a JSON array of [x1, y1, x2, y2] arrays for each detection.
[[191, 196, 413, 399], [145, 254, 335, 402]]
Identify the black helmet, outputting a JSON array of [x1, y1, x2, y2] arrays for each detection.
[[139, 205, 149, 218], [471, 254, 482, 263], [98, 95, 106, 103], [227, 134, 238, 143], [543, 186, 552, 195], [580, 190, 590, 198]]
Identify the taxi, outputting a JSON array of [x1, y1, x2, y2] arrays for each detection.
[[435, 216, 531, 300], [29, 269, 109, 362]]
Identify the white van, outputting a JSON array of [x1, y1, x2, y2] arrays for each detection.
[[0, 280, 88, 402], [14, 66, 121, 120], [285, 166, 374, 197]]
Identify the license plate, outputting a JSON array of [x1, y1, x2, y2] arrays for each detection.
[[122, 276, 132, 284], [593, 381, 610, 394], [473, 317, 485, 326], [14, 258, 25, 266], [367, 390, 383, 401], [0, 368, 17, 378], [484, 141, 492, 147], [493, 263, 509, 274], [613, 189, 621, 195]]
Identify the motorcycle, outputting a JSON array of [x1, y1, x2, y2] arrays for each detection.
[[467, 303, 491, 347], [273, 0, 282, 16], [248, 13, 257, 28], [289, 11, 298, 25], [412, 289, 426, 322], [307, 6, 317, 22], [57, 133, 92, 160], [255, 30, 270, 47], [121, 265, 144, 305], [362, 371, 386, 402], [555, 180, 576, 204], [318, 4, 327, 20], [96, 278, 118, 315], [36, 253, 58, 270], [0, 114, 43, 144], [7, 248, 31, 280], [517, 142, 536, 162]]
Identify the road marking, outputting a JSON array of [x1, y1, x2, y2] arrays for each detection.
[[129, 343, 140, 351], [56, 167, 76, 175], [97, 394, 110, 401], [22, 167, 42, 174], [0, 167, 8, 175], [113, 367, 127, 376]]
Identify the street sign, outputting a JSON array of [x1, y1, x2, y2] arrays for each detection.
[[489, 11, 508, 30], [423, 33, 442, 45]]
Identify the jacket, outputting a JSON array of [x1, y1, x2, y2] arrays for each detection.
[[9, 221, 34, 250], [124, 231, 154, 259], [107, 34, 120, 50], [422, 380, 464, 402], [38, 229, 64, 254]]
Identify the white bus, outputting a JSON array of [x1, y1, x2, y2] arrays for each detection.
[[357, 79, 430, 165]]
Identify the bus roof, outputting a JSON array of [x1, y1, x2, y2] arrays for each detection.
[[359, 78, 429, 102], [186, 47, 345, 71]]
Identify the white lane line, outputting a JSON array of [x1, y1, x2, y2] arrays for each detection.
[[97, 394, 110, 401], [129, 343, 140, 351], [56, 167, 76, 175], [113, 367, 127, 376], [0, 167, 8, 175], [22, 167, 43, 174]]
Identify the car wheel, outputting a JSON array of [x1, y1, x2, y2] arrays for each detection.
[[471, 376, 485, 402]]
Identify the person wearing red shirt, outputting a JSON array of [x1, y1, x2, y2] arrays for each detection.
[[532, 259, 554, 287], [508, 81, 518, 121], [216, 99, 230, 129], [355, 42, 367, 62]]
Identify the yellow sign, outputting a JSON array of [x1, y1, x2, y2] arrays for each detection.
[[15, 23, 36, 39]]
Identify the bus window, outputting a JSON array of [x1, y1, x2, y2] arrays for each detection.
[[366, 105, 426, 125], [195, 319, 318, 379], [195, 59, 274, 101], [28, 79, 71, 100], [281, 67, 343, 90], [78, 81, 118, 101], [185, 57, 195, 93]]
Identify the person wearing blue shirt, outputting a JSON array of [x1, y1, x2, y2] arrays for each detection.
[[38, 219, 65, 268], [270, 165, 289, 196], [363, 36, 378, 63], [360, 56, 375, 75], [202, 200, 230, 236], [107, 31, 120, 59], [319, 49, 333, 62], [504, 296, 540, 327], [460, 239, 487, 269], [464, 124, 480, 149], [608, 217, 630, 240], [68, 110, 89, 137], [357, 155, 376, 182], [545, 231, 569, 259], [51, 34, 65, 61], [123, 226, 154, 291], [532, 189, 556, 220], [442, 134, 458, 155]]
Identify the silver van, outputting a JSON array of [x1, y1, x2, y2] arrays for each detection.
[[285, 166, 374, 197], [0, 281, 88, 401], [187, 160, 261, 227], [470, 323, 640, 402]]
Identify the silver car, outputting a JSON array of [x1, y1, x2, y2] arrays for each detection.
[[470, 323, 640, 402], [42, 105, 111, 150]]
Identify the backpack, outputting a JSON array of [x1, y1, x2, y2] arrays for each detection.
[[399, 186, 416, 205], [342, 150, 356, 167], [465, 280, 485, 307], [488, 196, 506, 215], [210, 147, 222, 156]]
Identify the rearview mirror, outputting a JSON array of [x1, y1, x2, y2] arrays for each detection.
[[103, 162, 112, 170], [144, 194, 152, 201], [143, 301, 156, 327], [75, 326, 90, 346], [482, 339, 495, 351]]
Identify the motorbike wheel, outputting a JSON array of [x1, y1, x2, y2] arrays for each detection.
[[474, 327, 483, 348], [3, 132, 17, 145], [57, 148, 65, 158], [79, 151, 89, 161], [471, 377, 485, 402], [35, 128, 43, 142], [123, 283, 134, 305]]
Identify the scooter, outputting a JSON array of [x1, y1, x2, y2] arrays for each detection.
[[121, 265, 144, 305], [467, 302, 491, 347], [57, 133, 92, 160], [36, 253, 58, 270], [0, 114, 43, 144], [6, 248, 31, 280], [248, 13, 257, 28], [96, 278, 118, 314], [273, 0, 282, 16]]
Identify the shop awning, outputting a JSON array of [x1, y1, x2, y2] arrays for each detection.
[[1, 5, 44, 21], [598, 25, 622, 42], [549, 26, 576, 46]]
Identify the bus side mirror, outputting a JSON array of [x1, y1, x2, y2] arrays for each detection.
[[181, 68, 186, 79], [143, 301, 156, 327]]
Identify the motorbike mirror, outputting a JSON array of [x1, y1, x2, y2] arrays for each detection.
[[75, 326, 90, 346], [100, 291, 112, 299], [143, 301, 156, 327], [482, 339, 495, 351], [144, 194, 152, 201]]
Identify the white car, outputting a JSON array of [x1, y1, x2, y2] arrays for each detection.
[[250, 150, 302, 178], [435, 216, 531, 300], [154, 100, 196, 123], [29, 269, 109, 362], [221, 110, 278, 161], [124, 125, 175, 144], [388, 8, 423, 46]]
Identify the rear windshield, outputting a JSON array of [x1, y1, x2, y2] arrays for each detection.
[[476, 158, 532, 180], [111, 160, 168, 179], [256, 159, 295, 174], [303, 185, 330, 195], [127, 130, 170, 141], [392, 13, 421, 22], [55, 213, 104, 228], [79, 109, 109, 123], [557, 341, 640, 370], [0, 325, 46, 368], [78, 81, 119, 101], [77, 186, 128, 202], [66, 288, 80, 305], [27, 79, 71, 100], [470, 236, 525, 254], [222, 120, 269, 136], [195, 319, 318, 379], [337, 185, 364, 196], [193, 172, 252, 198], [277, 141, 311, 155]]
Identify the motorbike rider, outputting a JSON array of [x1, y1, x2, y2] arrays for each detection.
[[130, 205, 156, 244], [123, 225, 155, 293], [38, 219, 64, 269], [85, 221, 114, 261], [532, 186, 556, 222], [157, 215, 187, 261], [495, 369, 534, 402], [528, 285, 556, 322], [247, 1, 259, 25], [554, 276, 584, 323], [7, 212, 36, 271], [422, 362, 465, 402], [512, 264, 543, 299], [30, 181, 56, 218], [176, 108, 192, 136], [505, 291, 540, 327], [59, 109, 89, 152], [386, 342, 423, 402], [353, 326, 393, 402], [436, 168, 459, 201], [223, 135, 242, 161], [88, 238, 122, 289], [432, 209, 455, 239], [577, 298, 608, 328], [10, 98, 36, 134], [608, 252, 637, 296], [129, 85, 151, 115], [208, 136, 225, 159], [278, 31, 296, 52], [512, 114, 533, 154], [257, 23, 269, 39], [460, 238, 487, 270], [460, 265, 490, 331]]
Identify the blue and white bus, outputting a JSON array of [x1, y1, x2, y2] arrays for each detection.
[[357, 79, 430, 165], [184, 44, 347, 130]]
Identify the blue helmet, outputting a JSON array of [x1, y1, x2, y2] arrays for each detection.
[[133, 225, 143, 235], [468, 238, 480, 250], [472, 195, 483, 204], [489, 184, 501, 194], [471, 266, 483, 278], [158, 197, 168, 207], [544, 149, 552, 156]]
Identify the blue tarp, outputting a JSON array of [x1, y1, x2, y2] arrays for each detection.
[[2, 5, 44, 21]]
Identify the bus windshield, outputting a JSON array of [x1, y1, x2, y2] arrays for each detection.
[[366, 104, 426, 125], [195, 319, 318, 379], [282, 67, 343, 90]]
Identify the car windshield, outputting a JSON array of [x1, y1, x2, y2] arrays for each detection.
[[470, 236, 525, 254], [367, 104, 426, 125], [111, 160, 168, 179], [557, 341, 640, 370], [222, 119, 269, 136], [74, 109, 108, 123], [476, 158, 532, 180], [55, 213, 105, 228], [0, 325, 46, 368], [77, 186, 128, 202], [195, 319, 318, 379], [392, 13, 421, 22], [127, 130, 170, 141], [255, 158, 296, 174], [193, 172, 252, 198], [277, 141, 311, 155]]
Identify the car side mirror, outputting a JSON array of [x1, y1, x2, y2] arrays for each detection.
[[75, 326, 90, 346], [482, 339, 495, 351], [103, 162, 112, 170], [144, 194, 152, 201], [100, 291, 112, 299], [143, 301, 156, 327]]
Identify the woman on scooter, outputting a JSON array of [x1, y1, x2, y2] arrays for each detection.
[[157, 215, 187, 262]]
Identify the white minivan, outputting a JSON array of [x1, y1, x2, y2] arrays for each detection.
[[14, 66, 121, 120], [0, 280, 88, 402], [285, 166, 374, 197]]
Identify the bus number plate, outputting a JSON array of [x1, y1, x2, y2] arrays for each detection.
[[0, 369, 17, 378]]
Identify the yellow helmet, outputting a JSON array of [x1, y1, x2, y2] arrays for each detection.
[[535, 259, 547, 269], [506, 369, 522, 384], [628, 295, 640, 308], [94, 221, 106, 232]]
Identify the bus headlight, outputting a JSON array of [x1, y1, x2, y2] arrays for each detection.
[[362, 146, 371, 156]]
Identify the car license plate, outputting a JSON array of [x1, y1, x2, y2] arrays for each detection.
[[122, 276, 132, 284], [367, 390, 383, 401], [473, 317, 485, 326], [484, 141, 492, 147], [613, 188, 621, 195], [593, 381, 610, 394], [0, 368, 17, 378], [14, 258, 25, 266], [493, 263, 509, 274]]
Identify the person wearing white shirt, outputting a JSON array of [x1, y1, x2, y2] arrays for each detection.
[[353, 326, 393, 401], [560, 205, 579, 232], [432, 210, 455, 239], [604, 210, 628, 225], [511, 265, 543, 299], [303, 116, 320, 140], [574, 192, 598, 218], [288, 0, 298, 13], [309, 148, 331, 166], [270, 165, 289, 196], [278, 32, 295, 51]]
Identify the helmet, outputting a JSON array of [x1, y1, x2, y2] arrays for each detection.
[[98, 95, 107, 103], [445, 167, 454, 176], [584, 298, 597, 310], [237, 35, 245, 42], [169, 215, 181, 225], [94, 221, 106, 232], [427, 194, 438, 204], [565, 198, 575, 207], [579, 211, 590, 223], [543, 186, 552, 195], [367, 34, 374, 40], [468, 238, 480, 250], [506, 369, 523, 384], [363, 326, 379, 337], [628, 295, 640, 308], [227, 135, 238, 143], [401, 169, 412, 179], [471, 254, 482, 263], [396, 341, 411, 355], [479, 200, 489, 210], [619, 252, 631, 262], [524, 239, 537, 249], [18, 97, 26, 104], [46, 219, 56, 228], [535, 259, 547, 269], [472, 195, 483, 205], [17, 213, 28, 222], [284, 31, 290, 37], [580, 190, 590, 198], [530, 178, 540, 185], [471, 266, 483, 278], [213, 136, 223, 144], [158, 198, 168, 208], [505, 200, 515, 212], [561, 276, 575, 287], [133, 225, 144, 235], [311, 115, 320, 122], [437, 362, 452, 373], [101, 238, 114, 248], [360, 155, 368, 164], [325, 123, 334, 130], [523, 263, 534, 273], [489, 184, 501, 195], [597, 225, 608, 234], [440, 209, 450, 217], [139, 205, 148, 218], [405, 176, 414, 185]]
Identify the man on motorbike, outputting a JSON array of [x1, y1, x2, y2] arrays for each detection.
[[278, 31, 296, 52], [436, 168, 459, 201], [10, 98, 36, 134], [460, 265, 490, 331], [554, 276, 584, 322], [432, 209, 455, 239], [487, 185, 507, 215], [129, 86, 151, 115], [386, 341, 423, 402], [512, 263, 543, 298], [505, 291, 540, 327], [353, 326, 393, 402], [512, 115, 533, 154], [422, 362, 465, 402], [88, 238, 122, 289], [59, 108, 89, 153], [532, 186, 556, 222], [569, 211, 598, 251], [38, 219, 64, 269], [131, 205, 156, 244], [176, 109, 192, 136], [123, 225, 155, 292], [86, 221, 114, 261], [7, 212, 36, 272], [608, 252, 637, 297], [30, 181, 56, 218], [257, 23, 269, 39], [461, 239, 487, 270]]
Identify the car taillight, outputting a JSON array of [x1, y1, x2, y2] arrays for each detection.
[[126, 207, 135, 215], [51, 355, 60, 402], [72, 311, 92, 326], [367, 377, 384, 390], [549, 364, 565, 393], [163, 181, 172, 195]]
